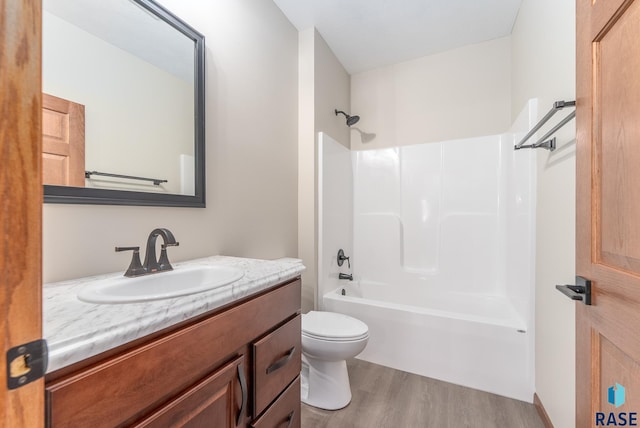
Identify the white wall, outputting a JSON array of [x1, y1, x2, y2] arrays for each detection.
[[43, 0, 299, 282], [511, 1, 576, 427], [350, 37, 512, 150], [43, 11, 193, 194], [298, 29, 316, 312], [314, 33, 351, 149], [298, 28, 350, 312]]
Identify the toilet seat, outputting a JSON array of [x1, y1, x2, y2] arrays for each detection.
[[302, 311, 369, 342]]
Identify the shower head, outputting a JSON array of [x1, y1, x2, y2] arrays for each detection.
[[335, 109, 360, 127], [346, 115, 360, 127]]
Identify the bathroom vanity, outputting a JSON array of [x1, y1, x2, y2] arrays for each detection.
[[43, 257, 304, 428]]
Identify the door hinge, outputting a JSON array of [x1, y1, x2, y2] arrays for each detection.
[[6, 339, 48, 390]]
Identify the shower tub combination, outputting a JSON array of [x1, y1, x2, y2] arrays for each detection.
[[324, 282, 530, 401], [317, 108, 536, 402]]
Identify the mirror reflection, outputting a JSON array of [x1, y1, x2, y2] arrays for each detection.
[[42, 0, 197, 196]]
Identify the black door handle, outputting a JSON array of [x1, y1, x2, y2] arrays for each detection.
[[556, 276, 591, 305]]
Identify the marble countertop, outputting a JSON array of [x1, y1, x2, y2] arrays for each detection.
[[43, 256, 305, 373]]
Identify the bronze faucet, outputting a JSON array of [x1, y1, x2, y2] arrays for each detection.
[[116, 228, 179, 277], [143, 228, 179, 273]]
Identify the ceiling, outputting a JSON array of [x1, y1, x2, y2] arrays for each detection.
[[44, 0, 195, 82], [273, 0, 523, 74]]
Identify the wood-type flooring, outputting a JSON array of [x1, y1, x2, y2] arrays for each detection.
[[301, 359, 545, 428]]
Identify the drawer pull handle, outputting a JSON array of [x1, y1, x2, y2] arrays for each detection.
[[284, 410, 295, 428], [237, 364, 247, 426], [266, 346, 296, 374]]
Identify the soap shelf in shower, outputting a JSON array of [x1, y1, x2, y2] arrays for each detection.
[[514, 100, 576, 152]]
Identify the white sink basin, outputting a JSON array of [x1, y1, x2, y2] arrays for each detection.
[[77, 265, 245, 304]]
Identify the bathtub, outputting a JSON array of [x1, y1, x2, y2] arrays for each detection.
[[323, 281, 533, 402]]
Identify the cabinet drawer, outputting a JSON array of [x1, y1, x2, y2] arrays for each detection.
[[253, 315, 301, 416], [251, 377, 300, 428]]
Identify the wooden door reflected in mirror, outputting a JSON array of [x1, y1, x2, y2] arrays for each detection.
[[42, 93, 85, 187]]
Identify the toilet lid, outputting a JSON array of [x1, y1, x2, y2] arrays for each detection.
[[302, 311, 369, 341]]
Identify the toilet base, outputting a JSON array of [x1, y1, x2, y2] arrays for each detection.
[[301, 355, 352, 410]]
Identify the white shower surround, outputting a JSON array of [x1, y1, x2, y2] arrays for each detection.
[[317, 100, 537, 402]]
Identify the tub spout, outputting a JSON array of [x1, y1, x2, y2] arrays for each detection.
[[339, 273, 353, 281]]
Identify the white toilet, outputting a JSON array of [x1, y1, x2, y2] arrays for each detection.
[[300, 311, 369, 410]]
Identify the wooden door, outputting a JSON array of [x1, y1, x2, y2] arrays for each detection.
[[0, 0, 44, 426], [42, 93, 85, 187], [576, 0, 640, 426]]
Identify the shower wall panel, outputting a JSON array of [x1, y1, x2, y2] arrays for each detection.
[[353, 134, 529, 298], [317, 133, 354, 302]]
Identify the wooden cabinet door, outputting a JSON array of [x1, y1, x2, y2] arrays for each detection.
[[133, 355, 247, 428], [0, 0, 45, 426], [576, 0, 640, 425], [42, 93, 85, 186]]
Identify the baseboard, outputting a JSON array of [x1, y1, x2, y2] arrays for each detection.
[[534, 393, 555, 428]]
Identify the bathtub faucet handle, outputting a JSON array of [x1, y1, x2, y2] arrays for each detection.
[[337, 249, 351, 268]]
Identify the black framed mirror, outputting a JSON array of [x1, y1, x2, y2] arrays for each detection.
[[42, 0, 205, 207]]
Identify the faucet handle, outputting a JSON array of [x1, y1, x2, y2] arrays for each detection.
[[158, 242, 179, 272], [337, 249, 351, 269], [115, 246, 146, 277]]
